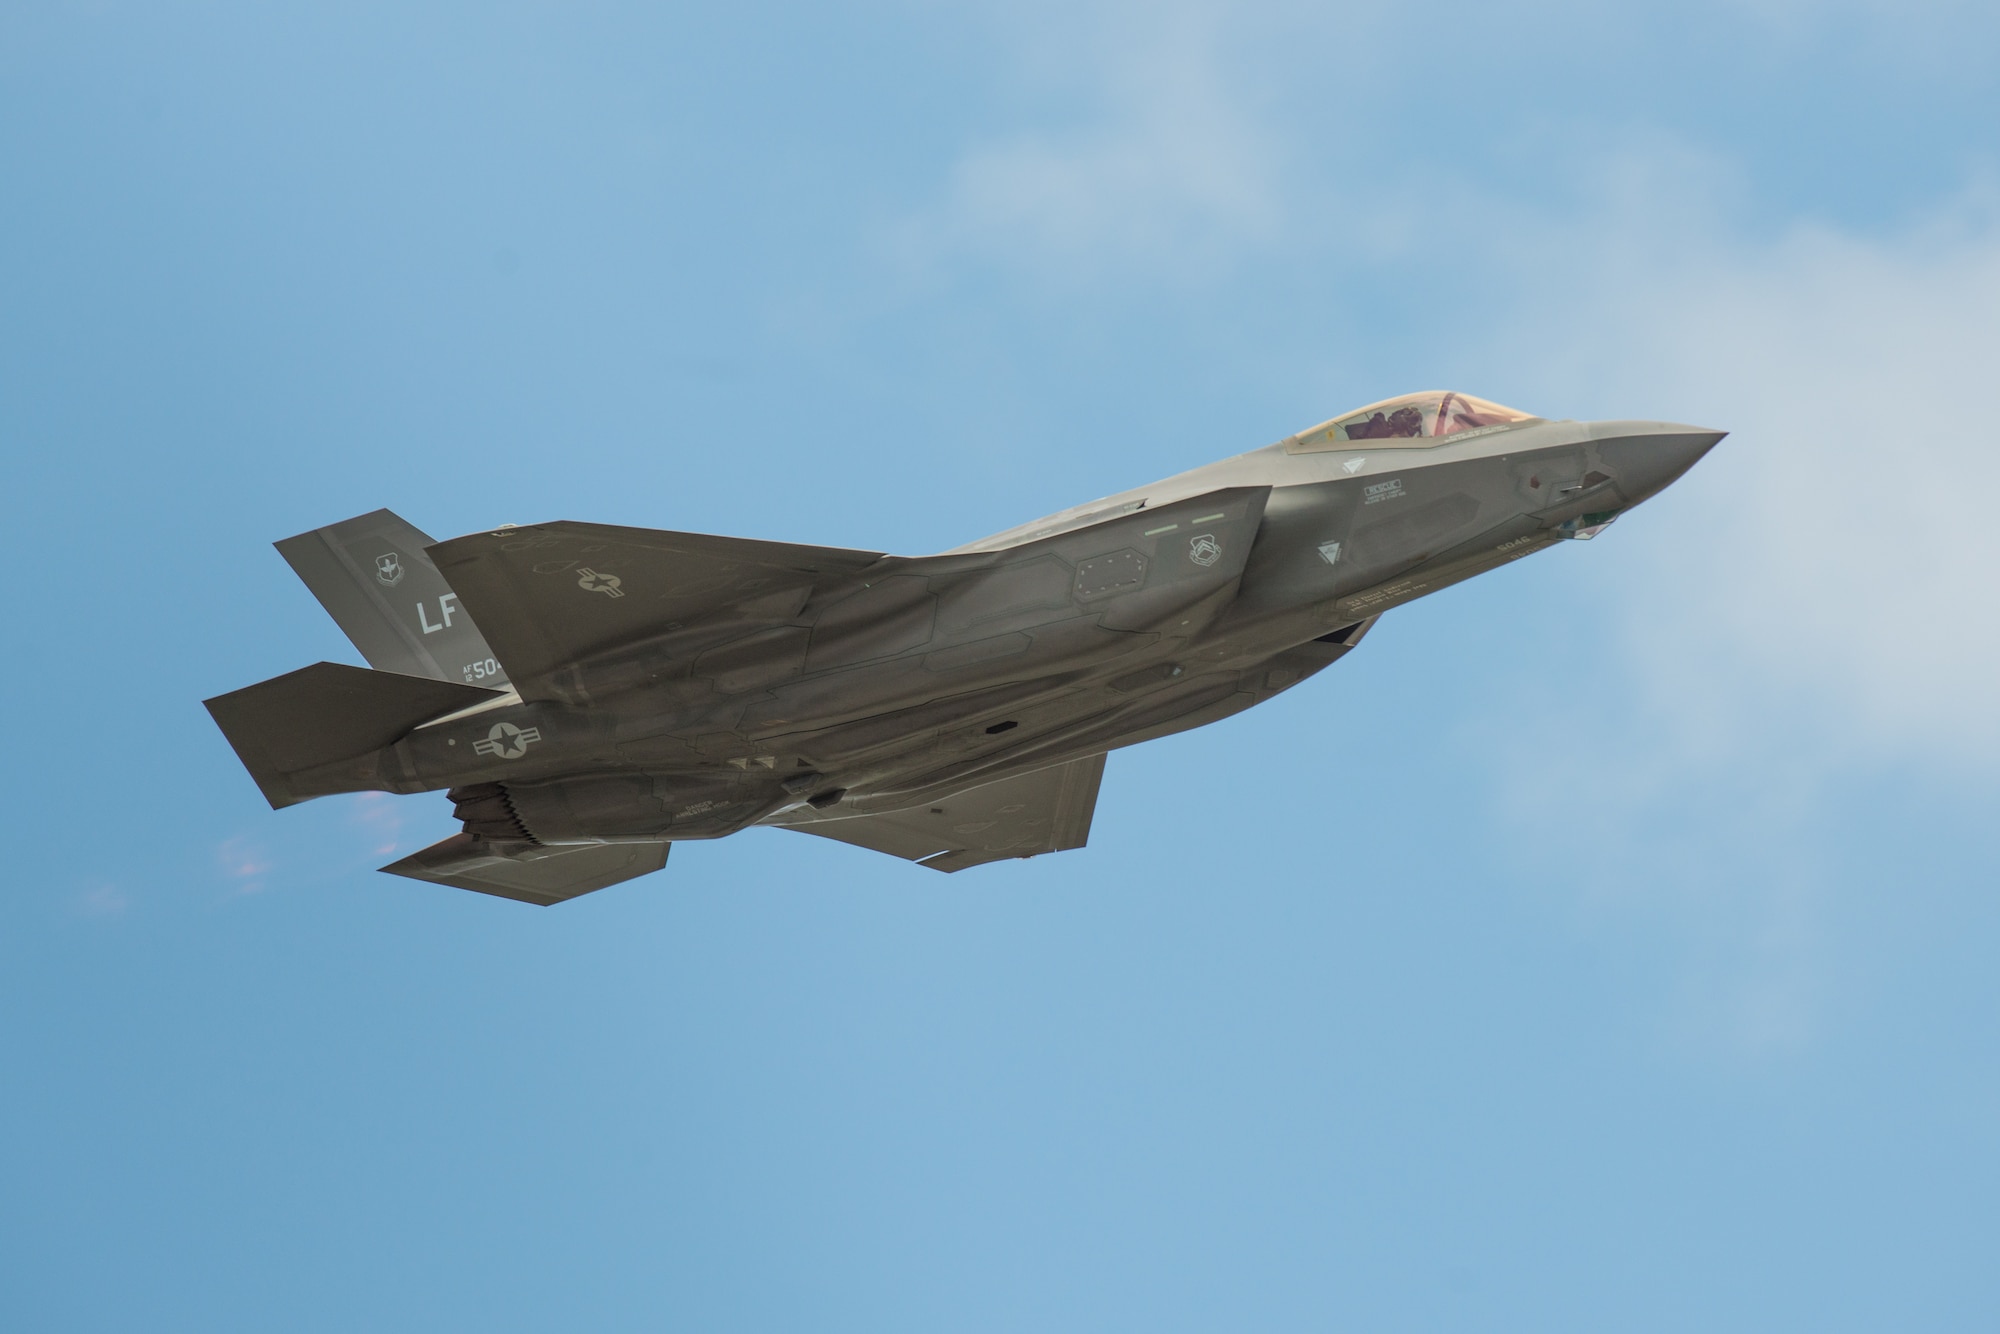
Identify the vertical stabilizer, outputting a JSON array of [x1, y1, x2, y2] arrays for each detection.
[[276, 509, 511, 688]]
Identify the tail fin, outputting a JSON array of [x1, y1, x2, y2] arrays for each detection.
[[275, 509, 511, 688], [204, 662, 499, 808]]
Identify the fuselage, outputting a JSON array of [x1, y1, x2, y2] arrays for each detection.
[[373, 399, 1721, 847]]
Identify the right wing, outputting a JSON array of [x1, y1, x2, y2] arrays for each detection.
[[380, 834, 670, 907], [426, 521, 885, 701], [773, 753, 1107, 872]]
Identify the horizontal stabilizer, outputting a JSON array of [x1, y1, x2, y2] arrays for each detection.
[[427, 521, 885, 701], [774, 753, 1106, 872], [204, 662, 500, 809], [380, 833, 669, 906], [276, 509, 510, 687]]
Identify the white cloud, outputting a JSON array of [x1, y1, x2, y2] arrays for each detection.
[[76, 882, 131, 920], [1517, 190, 2000, 769], [348, 791, 407, 859], [1461, 171, 2000, 1048], [217, 835, 273, 895], [902, 3, 1282, 279]]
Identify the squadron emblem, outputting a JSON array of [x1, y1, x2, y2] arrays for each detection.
[[1188, 533, 1222, 567], [374, 552, 404, 586]]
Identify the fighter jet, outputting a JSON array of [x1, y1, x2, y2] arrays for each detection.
[[205, 392, 1720, 904]]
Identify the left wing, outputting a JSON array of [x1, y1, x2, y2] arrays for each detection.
[[426, 521, 884, 702], [773, 754, 1107, 872]]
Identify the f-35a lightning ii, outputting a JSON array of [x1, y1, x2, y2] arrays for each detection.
[[205, 392, 1720, 905]]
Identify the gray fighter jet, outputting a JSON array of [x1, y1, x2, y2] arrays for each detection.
[[205, 392, 1720, 904]]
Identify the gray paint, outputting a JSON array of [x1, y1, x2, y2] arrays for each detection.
[[204, 402, 1722, 903]]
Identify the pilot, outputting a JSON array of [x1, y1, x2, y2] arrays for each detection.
[[1342, 405, 1425, 440]]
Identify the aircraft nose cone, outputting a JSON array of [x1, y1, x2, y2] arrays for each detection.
[[1591, 423, 1726, 504]]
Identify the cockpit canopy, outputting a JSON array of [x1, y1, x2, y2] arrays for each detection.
[[1324, 391, 1537, 444]]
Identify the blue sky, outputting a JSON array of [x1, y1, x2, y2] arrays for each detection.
[[6, 2, 2000, 1329]]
